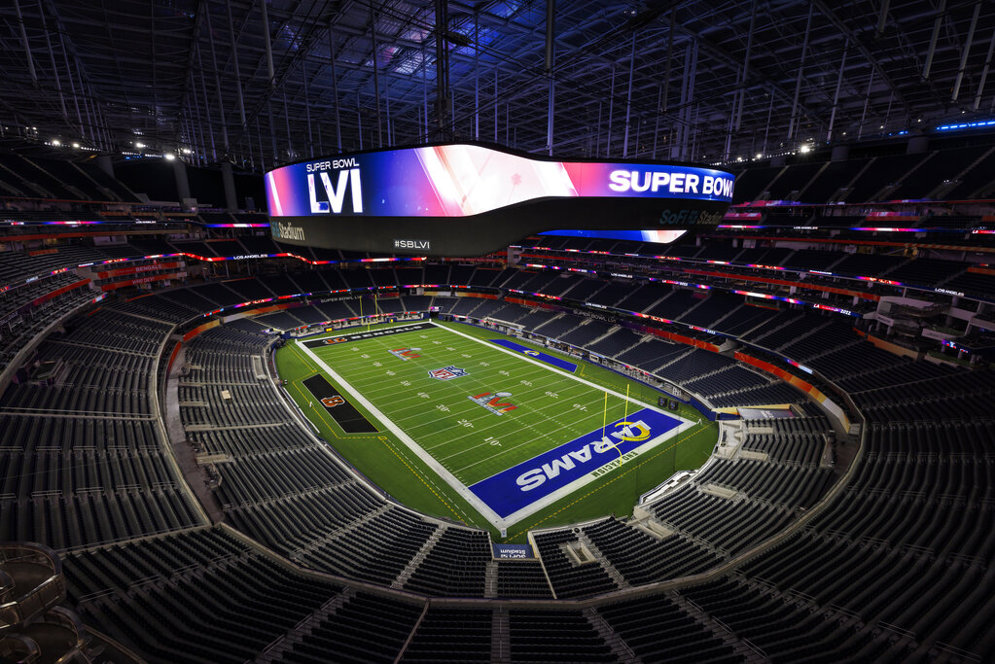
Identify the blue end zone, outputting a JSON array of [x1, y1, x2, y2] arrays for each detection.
[[468, 408, 681, 518], [489, 338, 577, 372]]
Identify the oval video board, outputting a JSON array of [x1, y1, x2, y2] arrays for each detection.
[[265, 142, 735, 256]]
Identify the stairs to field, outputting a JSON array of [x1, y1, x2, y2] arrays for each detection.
[[669, 589, 770, 664], [484, 560, 499, 598], [254, 587, 356, 663], [491, 608, 510, 664], [654, 347, 696, 373], [390, 525, 446, 589], [575, 530, 629, 589], [288, 503, 390, 560], [583, 607, 644, 664]]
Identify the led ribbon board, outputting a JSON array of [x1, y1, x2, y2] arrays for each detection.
[[266, 142, 735, 256]]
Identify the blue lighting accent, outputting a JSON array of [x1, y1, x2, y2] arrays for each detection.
[[936, 119, 995, 131]]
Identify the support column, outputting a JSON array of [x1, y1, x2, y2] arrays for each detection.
[[605, 67, 615, 157], [422, 41, 429, 140], [259, 0, 275, 86], [827, 39, 848, 142], [13, 0, 37, 85], [370, 5, 383, 147], [221, 161, 237, 211], [857, 69, 874, 140], [545, 0, 555, 155], [951, 0, 981, 102], [734, 0, 758, 131], [434, 0, 450, 137], [96, 155, 114, 178], [57, 29, 85, 138], [196, 44, 217, 161], [973, 28, 995, 111], [922, 0, 947, 80], [225, 0, 247, 128], [622, 33, 636, 158], [328, 27, 343, 152], [875, 0, 890, 36], [788, 3, 814, 141], [303, 60, 313, 158], [38, 7, 68, 122], [761, 89, 774, 156], [474, 11, 480, 141], [283, 90, 293, 158], [204, 6, 230, 152], [173, 158, 192, 205]]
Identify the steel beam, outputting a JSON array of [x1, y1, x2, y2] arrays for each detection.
[[827, 39, 848, 142], [225, 0, 247, 128], [328, 27, 342, 151], [734, 0, 758, 132], [13, 0, 37, 84], [951, 0, 982, 102], [204, 5, 230, 151], [196, 43, 217, 161], [545, 0, 555, 155], [37, 5, 67, 123], [788, 3, 814, 141], [922, 0, 946, 80], [876, 0, 890, 36], [370, 5, 383, 147], [623, 33, 636, 158], [858, 69, 874, 140], [974, 28, 995, 111], [259, 0, 275, 86]]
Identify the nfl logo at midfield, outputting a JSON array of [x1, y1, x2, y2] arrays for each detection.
[[428, 365, 468, 380]]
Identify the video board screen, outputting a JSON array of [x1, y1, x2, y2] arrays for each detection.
[[266, 143, 734, 256]]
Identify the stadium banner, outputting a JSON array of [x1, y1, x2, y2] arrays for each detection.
[[638, 324, 722, 352], [265, 142, 735, 256], [489, 338, 577, 372], [96, 261, 182, 279], [492, 543, 534, 559], [303, 321, 433, 348], [182, 319, 221, 341], [31, 278, 90, 306], [100, 271, 186, 291], [468, 408, 682, 518]]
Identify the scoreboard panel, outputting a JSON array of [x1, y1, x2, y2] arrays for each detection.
[[266, 142, 735, 256]]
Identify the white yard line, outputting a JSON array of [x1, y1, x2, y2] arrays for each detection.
[[434, 322, 662, 409], [296, 338, 505, 526], [300, 321, 698, 531]]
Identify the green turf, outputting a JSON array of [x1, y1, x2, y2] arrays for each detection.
[[276, 317, 717, 539], [307, 324, 649, 485]]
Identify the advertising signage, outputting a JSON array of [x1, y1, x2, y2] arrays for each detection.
[[266, 143, 735, 256]]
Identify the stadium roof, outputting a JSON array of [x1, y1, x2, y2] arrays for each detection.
[[1, 0, 993, 169]]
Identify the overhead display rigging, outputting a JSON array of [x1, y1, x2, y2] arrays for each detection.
[[266, 142, 735, 256]]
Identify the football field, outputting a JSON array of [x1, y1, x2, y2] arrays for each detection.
[[290, 319, 697, 531]]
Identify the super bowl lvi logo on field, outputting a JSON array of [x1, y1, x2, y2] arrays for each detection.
[[388, 347, 421, 360], [468, 392, 517, 415]]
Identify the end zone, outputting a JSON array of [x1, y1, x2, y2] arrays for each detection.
[[295, 323, 699, 531], [469, 408, 690, 523]]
